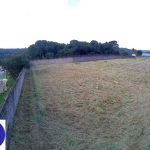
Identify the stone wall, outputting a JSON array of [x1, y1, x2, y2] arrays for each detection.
[[30, 55, 133, 65]]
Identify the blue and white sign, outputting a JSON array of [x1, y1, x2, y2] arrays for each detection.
[[0, 120, 6, 150]]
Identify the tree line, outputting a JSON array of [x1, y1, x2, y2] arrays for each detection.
[[0, 48, 27, 58], [27, 40, 122, 59], [27, 40, 143, 59]]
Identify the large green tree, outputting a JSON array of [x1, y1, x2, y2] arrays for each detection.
[[1, 54, 30, 79], [89, 40, 99, 54]]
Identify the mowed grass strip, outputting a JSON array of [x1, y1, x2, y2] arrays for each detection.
[[10, 58, 150, 150]]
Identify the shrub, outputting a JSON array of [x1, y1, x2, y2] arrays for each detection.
[[1, 54, 30, 79]]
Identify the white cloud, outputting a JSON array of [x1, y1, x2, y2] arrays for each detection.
[[0, 0, 150, 49]]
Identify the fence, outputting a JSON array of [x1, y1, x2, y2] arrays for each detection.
[[30, 55, 133, 65], [0, 68, 26, 150]]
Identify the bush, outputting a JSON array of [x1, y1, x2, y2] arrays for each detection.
[[119, 50, 129, 56], [1, 54, 30, 79], [137, 50, 143, 56]]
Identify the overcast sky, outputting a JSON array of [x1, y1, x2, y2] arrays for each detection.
[[0, 0, 150, 50]]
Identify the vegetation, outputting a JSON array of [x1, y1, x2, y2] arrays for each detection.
[[27, 40, 144, 59], [119, 49, 130, 56], [0, 57, 3, 66], [0, 52, 30, 104], [132, 48, 143, 56], [10, 58, 150, 149], [1, 54, 30, 79], [27, 40, 121, 59], [0, 48, 27, 58], [137, 50, 143, 56], [0, 73, 14, 106]]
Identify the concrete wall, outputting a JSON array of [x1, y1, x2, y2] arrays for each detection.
[[0, 68, 26, 150], [30, 55, 133, 65]]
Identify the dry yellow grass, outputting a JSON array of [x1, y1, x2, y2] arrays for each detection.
[[10, 58, 150, 150]]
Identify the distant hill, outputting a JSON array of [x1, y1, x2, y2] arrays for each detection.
[[0, 48, 27, 57], [142, 50, 150, 53], [120, 48, 132, 54], [120, 48, 150, 54]]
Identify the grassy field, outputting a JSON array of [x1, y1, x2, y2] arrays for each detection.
[[10, 58, 150, 150]]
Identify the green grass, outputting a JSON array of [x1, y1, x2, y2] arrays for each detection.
[[10, 58, 150, 150], [0, 72, 6, 79], [0, 73, 14, 106], [97, 102, 106, 110]]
